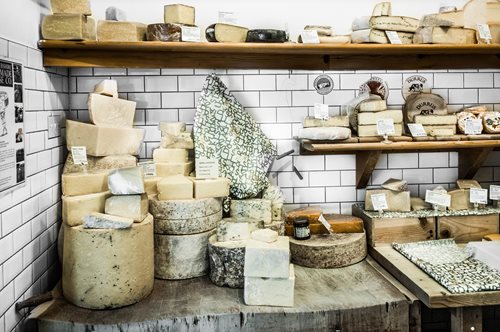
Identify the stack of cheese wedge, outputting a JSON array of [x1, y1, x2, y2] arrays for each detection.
[[354, 97, 404, 137]]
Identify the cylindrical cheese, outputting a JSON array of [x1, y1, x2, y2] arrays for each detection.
[[62, 214, 154, 309], [149, 197, 222, 220], [154, 210, 222, 235], [208, 235, 245, 288]]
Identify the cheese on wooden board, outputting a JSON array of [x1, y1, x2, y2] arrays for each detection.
[[357, 124, 403, 137], [164, 4, 195, 25], [160, 122, 186, 136], [352, 17, 371, 31], [214, 23, 249, 43], [190, 177, 230, 199], [66, 120, 144, 157], [50, 0, 91, 15], [62, 214, 154, 309], [155, 210, 222, 235], [153, 148, 189, 163], [284, 214, 364, 236], [414, 27, 477, 44], [423, 125, 457, 136], [414, 114, 457, 125], [105, 6, 126, 21], [62, 171, 108, 196], [208, 235, 246, 288], [372, 2, 392, 17], [62, 191, 111, 227], [155, 229, 214, 280], [93, 80, 118, 98], [160, 132, 194, 149], [156, 161, 194, 177], [304, 25, 333, 36], [359, 99, 387, 112], [97, 21, 146, 42], [157, 175, 193, 200], [411, 197, 431, 211], [144, 176, 160, 196], [482, 112, 500, 134], [449, 189, 474, 211], [217, 217, 264, 242], [83, 212, 134, 229], [244, 264, 294, 307], [457, 112, 480, 134], [108, 167, 145, 195], [251, 229, 278, 243], [298, 127, 352, 140], [42, 14, 96, 40], [420, 11, 464, 27], [105, 194, 148, 222], [303, 116, 349, 128], [457, 179, 481, 189], [286, 206, 322, 225], [149, 197, 222, 220], [88, 94, 136, 128], [357, 110, 403, 125], [365, 189, 411, 211], [369, 16, 420, 33], [146, 23, 182, 42], [230, 199, 272, 224], [244, 236, 290, 278]]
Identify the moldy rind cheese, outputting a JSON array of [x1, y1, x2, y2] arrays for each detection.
[[149, 197, 222, 220]]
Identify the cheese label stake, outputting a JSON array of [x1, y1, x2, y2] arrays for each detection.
[[470, 188, 488, 205], [490, 185, 500, 200], [385, 31, 402, 44], [464, 118, 482, 135], [71, 146, 88, 165], [477, 24, 492, 43], [371, 193, 388, 211], [181, 26, 201, 42], [300, 30, 320, 44], [407, 123, 427, 137], [376, 118, 395, 136], [196, 158, 219, 179], [138, 161, 156, 177], [318, 214, 334, 234], [314, 103, 329, 120], [425, 190, 451, 207]]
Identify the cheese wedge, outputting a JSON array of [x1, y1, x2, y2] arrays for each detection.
[[62, 171, 109, 196], [93, 80, 118, 98], [62, 191, 112, 227], [42, 14, 96, 40], [50, 0, 91, 15], [365, 190, 411, 212], [372, 2, 392, 17], [369, 16, 420, 33], [352, 17, 371, 31], [164, 4, 195, 25], [105, 194, 149, 222], [414, 27, 477, 44], [214, 23, 249, 43], [88, 94, 136, 128]]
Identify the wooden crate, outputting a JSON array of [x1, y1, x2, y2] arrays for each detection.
[[437, 214, 499, 243]]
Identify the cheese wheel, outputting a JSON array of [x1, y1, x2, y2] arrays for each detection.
[[457, 111, 479, 134], [208, 235, 246, 288], [62, 214, 154, 309], [285, 214, 364, 236], [149, 197, 222, 220], [154, 210, 222, 235], [482, 112, 500, 134]]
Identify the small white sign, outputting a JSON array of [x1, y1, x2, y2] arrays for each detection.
[[196, 158, 219, 179], [470, 188, 488, 204], [377, 118, 395, 136], [464, 118, 483, 135], [490, 185, 500, 200], [314, 103, 329, 120], [477, 24, 492, 41], [218, 11, 238, 24], [138, 161, 156, 177], [385, 31, 402, 44], [318, 214, 334, 234], [71, 146, 88, 165], [300, 30, 320, 44], [371, 193, 388, 211], [407, 123, 428, 137], [425, 190, 451, 208], [181, 26, 201, 42]]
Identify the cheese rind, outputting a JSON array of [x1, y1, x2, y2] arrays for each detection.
[[286, 206, 322, 225], [208, 235, 246, 288], [62, 171, 108, 196], [105, 194, 148, 222], [93, 80, 118, 98], [88, 94, 136, 128], [244, 236, 290, 278], [357, 124, 403, 137], [160, 122, 186, 136], [304, 25, 333, 36], [147, 23, 182, 42], [63, 154, 137, 174], [244, 264, 295, 307], [449, 189, 474, 211], [359, 99, 387, 112], [420, 11, 464, 28], [230, 199, 272, 224], [457, 179, 481, 190], [153, 148, 189, 163], [217, 217, 264, 242], [164, 4, 195, 25], [50, 0, 91, 15], [155, 210, 222, 235], [358, 110, 403, 125], [144, 176, 160, 196], [97, 21, 146, 42], [156, 161, 194, 177], [414, 114, 457, 125], [62, 191, 112, 227], [190, 177, 230, 199], [157, 175, 193, 200], [105, 6, 126, 21], [369, 16, 420, 33], [42, 14, 96, 40], [83, 212, 134, 229], [365, 190, 411, 212], [483, 112, 500, 134], [303, 116, 349, 128], [149, 197, 222, 220], [108, 167, 145, 195]]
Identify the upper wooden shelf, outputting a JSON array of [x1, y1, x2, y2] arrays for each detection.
[[38, 40, 500, 70]]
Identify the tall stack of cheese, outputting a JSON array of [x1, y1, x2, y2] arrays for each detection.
[[147, 4, 197, 42], [41, 0, 96, 40], [404, 93, 457, 136], [353, 97, 403, 137]]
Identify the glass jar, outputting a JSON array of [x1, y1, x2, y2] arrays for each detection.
[[293, 218, 311, 240]]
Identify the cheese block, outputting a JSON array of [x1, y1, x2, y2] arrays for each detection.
[[304, 25, 333, 36], [156, 161, 194, 177], [244, 264, 295, 307], [66, 120, 144, 157], [423, 125, 457, 136], [97, 21, 146, 42], [420, 11, 464, 27], [155, 210, 222, 235], [482, 112, 500, 134], [62, 214, 154, 309], [290, 233, 366, 268], [319, 35, 351, 44], [214, 23, 249, 43], [478, 24, 500, 44], [411, 197, 431, 211], [230, 199, 272, 225], [414, 114, 457, 125], [352, 17, 371, 31], [382, 178, 408, 192], [286, 206, 322, 225], [457, 179, 481, 189], [149, 197, 222, 220], [62, 191, 112, 227], [298, 127, 351, 140], [265, 220, 285, 236], [365, 190, 411, 212], [217, 217, 264, 242], [208, 235, 246, 288], [457, 112, 479, 134], [144, 176, 160, 196], [153, 148, 189, 163], [285, 214, 364, 236], [246, 29, 288, 43], [93, 80, 118, 98], [303, 116, 349, 128], [372, 2, 392, 17], [42, 14, 96, 40], [157, 175, 193, 200], [160, 132, 194, 149], [484, 234, 500, 241], [108, 167, 145, 195], [414, 27, 477, 44], [50, 0, 91, 15], [244, 236, 290, 278], [357, 124, 403, 137], [404, 93, 448, 123], [351, 29, 414, 44], [359, 99, 387, 112], [358, 110, 403, 125], [105, 6, 126, 21], [251, 229, 279, 243], [190, 177, 230, 199], [449, 189, 475, 211], [160, 122, 186, 136], [88, 94, 136, 128], [62, 171, 108, 196], [83, 212, 133, 229], [63, 154, 137, 174], [369, 16, 420, 33], [105, 194, 148, 222], [146, 23, 182, 42], [154, 229, 214, 280], [164, 4, 195, 25]]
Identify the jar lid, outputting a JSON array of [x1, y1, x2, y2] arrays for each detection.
[[294, 218, 309, 226]]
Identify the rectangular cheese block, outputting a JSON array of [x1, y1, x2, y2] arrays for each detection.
[[359, 99, 387, 112], [357, 124, 403, 137], [93, 79, 118, 98], [50, 0, 91, 15], [190, 177, 230, 199], [66, 120, 144, 157], [156, 161, 194, 177], [153, 148, 189, 163], [217, 220, 251, 242], [244, 236, 290, 278], [97, 20, 146, 42], [214, 23, 249, 43], [108, 167, 145, 195], [457, 179, 481, 190], [62, 171, 109, 196], [303, 116, 349, 128], [357, 110, 403, 125], [365, 189, 411, 212], [407, 108, 449, 122], [160, 132, 194, 149], [88, 94, 136, 128], [63, 154, 137, 174], [414, 114, 457, 125], [157, 175, 193, 200], [83, 212, 133, 229], [160, 122, 186, 136], [105, 194, 148, 222], [230, 199, 272, 225], [423, 125, 456, 136], [449, 189, 474, 211], [164, 4, 195, 25], [244, 264, 294, 307], [42, 14, 96, 40], [414, 27, 477, 44], [285, 206, 322, 225], [144, 176, 160, 196], [62, 191, 112, 227], [369, 16, 420, 33]]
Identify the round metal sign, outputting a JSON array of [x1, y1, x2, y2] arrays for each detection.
[[313, 75, 334, 95], [402, 75, 432, 100], [359, 76, 389, 100]]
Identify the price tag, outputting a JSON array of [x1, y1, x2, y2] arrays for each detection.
[[71, 146, 88, 165], [490, 185, 500, 200], [218, 11, 238, 24], [318, 214, 334, 234], [464, 118, 483, 135], [138, 161, 156, 177], [377, 119, 395, 136], [407, 123, 428, 137], [371, 193, 388, 211], [300, 30, 320, 44], [470, 188, 488, 204], [196, 158, 219, 179], [181, 26, 201, 42], [385, 31, 402, 44], [425, 190, 451, 208], [314, 103, 329, 120], [477, 24, 492, 42]]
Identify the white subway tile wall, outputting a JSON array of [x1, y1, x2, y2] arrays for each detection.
[[0, 38, 65, 331]]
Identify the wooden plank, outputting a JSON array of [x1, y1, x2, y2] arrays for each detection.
[[437, 215, 499, 243], [450, 307, 482, 332], [459, 148, 493, 179], [356, 151, 381, 189]]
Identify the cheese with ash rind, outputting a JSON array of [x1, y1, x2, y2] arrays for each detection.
[[358, 110, 403, 125], [155, 210, 222, 235], [217, 217, 264, 242], [303, 116, 349, 128], [214, 23, 249, 43], [244, 236, 290, 278], [244, 264, 294, 307], [414, 27, 477, 44], [414, 114, 457, 125], [62, 214, 154, 309], [42, 14, 96, 40], [62, 171, 108, 196], [83, 212, 133, 229], [359, 99, 387, 112], [50, 0, 91, 15], [93, 79, 118, 98], [357, 124, 403, 137], [420, 11, 464, 27], [156, 161, 194, 177], [230, 199, 272, 225], [164, 4, 195, 25], [190, 177, 230, 199], [97, 21, 146, 42], [153, 148, 189, 163], [105, 194, 148, 222], [63, 154, 137, 174], [157, 175, 193, 200], [251, 229, 278, 243], [372, 2, 392, 17], [88, 94, 136, 128], [108, 166, 145, 195], [149, 197, 222, 220], [208, 235, 246, 288], [147, 23, 182, 42], [369, 16, 420, 33], [160, 132, 194, 149], [365, 189, 411, 212], [62, 191, 112, 227]]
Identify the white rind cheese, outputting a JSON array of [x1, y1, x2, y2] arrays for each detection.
[[88, 94, 136, 128], [164, 4, 195, 25], [352, 17, 371, 31], [244, 264, 295, 307], [153, 148, 189, 163], [159, 122, 186, 136], [372, 2, 392, 17], [230, 199, 272, 225], [251, 229, 279, 243], [105, 194, 148, 222], [357, 110, 403, 125], [359, 99, 387, 112], [93, 79, 118, 98], [357, 124, 403, 137], [62, 191, 112, 227], [62, 171, 108, 196], [83, 212, 134, 229], [157, 175, 193, 200], [298, 127, 351, 140], [160, 132, 194, 149], [149, 197, 222, 220], [244, 236, 290, 278], [420, 11, 464, 28]]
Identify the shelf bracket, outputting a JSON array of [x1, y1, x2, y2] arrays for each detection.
[[356, 151, 382, 189], [458, 147, 493, 179]]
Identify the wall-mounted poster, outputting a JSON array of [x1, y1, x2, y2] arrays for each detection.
[[0, 57, 25, 193]]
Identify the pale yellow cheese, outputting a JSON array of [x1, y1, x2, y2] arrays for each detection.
[[153, 148, 189, 163], [365, 189, 411, 212], [414, 114, 457, 125], [42, 14, 96, 40], [62, 191, 112, 227], [414, 27, 477, 44], [214, 23, 249, 43], [144, 176, 161, 196], [303, 116, 350, 128], [164, 4, 195, 25], [422, 125, 457, 136], [88, 94, 136, 128], [158, 175, 193, 200], [359, 99, 387, 112], [357, 124, 403, 137], [50, 0, 91, 15], [189, 177, 230, 199], [62, 171, 109, 196], [97, 20, 146, 42], [156, 161, 194, 177], [63, 154, 137, 174], [93, 79, 118, 98], [105, 194, 149, 222], [357, 110, 403, 125]]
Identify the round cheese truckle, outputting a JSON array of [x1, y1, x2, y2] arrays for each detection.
[[208, 235, 245, 288], [62, 214, 154, 309], [149, 197, 222, 220]]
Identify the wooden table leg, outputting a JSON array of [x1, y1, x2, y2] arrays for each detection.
[[450, 307, 482, 332]]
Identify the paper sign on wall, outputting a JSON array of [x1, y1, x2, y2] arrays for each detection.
[[196, 158, 219, 179]]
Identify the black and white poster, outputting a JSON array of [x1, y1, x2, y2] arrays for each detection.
[[0, 58, 25, 193]]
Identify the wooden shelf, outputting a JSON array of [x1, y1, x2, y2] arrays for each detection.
[[38, 40, 500, 70]]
